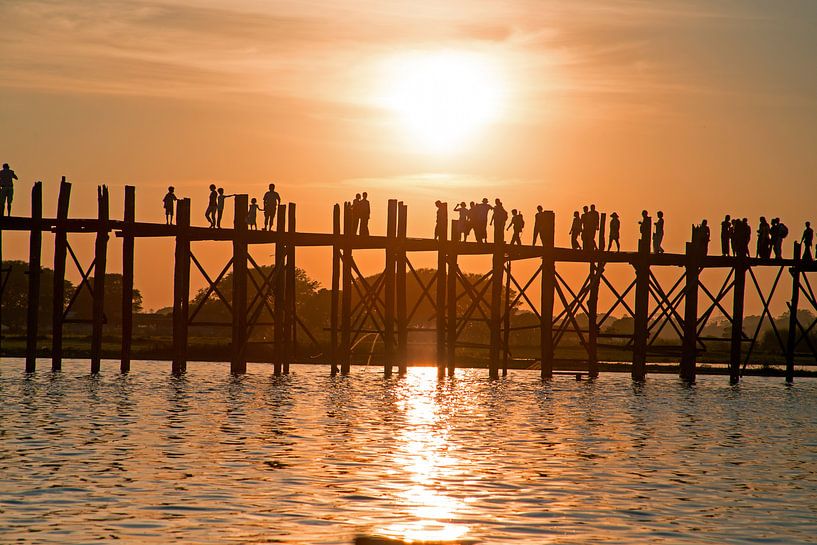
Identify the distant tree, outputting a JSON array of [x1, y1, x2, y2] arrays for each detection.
[[1, 260, 73, 332], [68, 273, 143, 325]]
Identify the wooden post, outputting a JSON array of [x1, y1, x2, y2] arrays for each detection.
[[90, 186, 109, 374], [51, 178, 71, 371], [172, 198, 191, 375], [121, 186, 135, 373], [340, 202, 353, 374], [25, 182, 43, 372], [587, 262, 600, 378], [384, 199, 397, 377], [273, 204, 287, 375], [729, 258, 747, 384], [540, 211, 555, 379], [396, 202, 408, 375], [502, 255, 511, 377], [680, 241, 702, 382], [231, 195, 249, 374], [285, 203, 296, 375], [447, 219, 458, 376], [598, 212, 606, 252], [785, 242, 802, 383], [631, 216, 651, 381], [330, 204, 340, 375], [490, 213, 505, 379], [436, 203, 448, 378]]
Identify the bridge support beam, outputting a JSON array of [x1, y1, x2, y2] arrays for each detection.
[[632, 216, 651, 381], [121, 186, 135, 373], [25, 182, 43, 373], [490, 216, 505, 379], [680, 241, 702, 383], [396, 202, 408, 376], [436, 203, 448, 378], [729, 258, 747, 384], [172, 199, 191, 375], [51, 179, 71, 371], [785, 242, 801, 384], [384, 199, 397, 377], [90, 186, 109, 374], [231, 195, 248, 374], [540, 211, 556, 379]]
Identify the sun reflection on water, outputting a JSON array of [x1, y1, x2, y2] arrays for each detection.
[[373, 368, 473, 543]]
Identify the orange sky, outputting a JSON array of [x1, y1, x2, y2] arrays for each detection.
[[2, 0, 816, 310]]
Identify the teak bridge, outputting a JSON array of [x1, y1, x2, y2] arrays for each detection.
[[2, 180, 817, 384]]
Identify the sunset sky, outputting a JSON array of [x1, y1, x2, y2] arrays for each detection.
[[2, 0, 816, 309]]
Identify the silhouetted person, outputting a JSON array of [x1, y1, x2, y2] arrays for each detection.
[[247, 198, 262, 230], [802, 221, 813, 261], [740, 218, 752, 257], [490, 199, 507, 240], [588, 204, 600, 249], [475, 198, 491, 242], [205, 184, 218, 228], [607, 212, 620, 251], [162, 186, 177, 225], [351, 193, 362, 234], [570, 211, 582, 250], [532, 205, 546, 246], [700, 219, 710, 255], [639, 210, 651, 248], [774, 217, 788, 259], [508, 209, 524, 245], [358, 192, 371, 235], [465, 201, 477, 241], [454, 201, 468, 241], [653, 210, 664, 254], [217, 188, 234, 228], [720, 215, 731, 256], [263, 183, 281, 231], [580, 205, 592, 250], [0, 163, 18, 217], [757, 217, 771, 258], [434, 200, 445, 240]]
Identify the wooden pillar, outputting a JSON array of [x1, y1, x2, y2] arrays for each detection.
[[330, 204, 341, 375], [51, 178, 71, 371], [680, 241, 702, 382], [631, 216, 651, 381], [285, 203, 296, 375], [729, 258, 747, 384], [540, 211, 556, 379], [490, 214, 505, 379], [384, 199, 397, 377], [340, 202, 353, 375], [90, 185, 109, 374], [502, 255, 511, 377], [172, 198, 191, 375], [25, 182, 43, 373], [120, 186, 135, 373], [436, 203, 448, 378], [231, 195, 249, 374], [785, 242, 802, 383], [396, 202, 408, 376], [598, 212, 606, 252], [273, 204, 287, 375], [447, 219, 458, 376], [587, 212, 605, 378]]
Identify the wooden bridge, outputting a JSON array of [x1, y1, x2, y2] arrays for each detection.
[[2, 180, 817, 383]]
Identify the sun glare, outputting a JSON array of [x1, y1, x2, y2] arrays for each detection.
[[380, 51, 504, 154]]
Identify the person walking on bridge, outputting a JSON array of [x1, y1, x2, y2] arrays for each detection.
[[720, 215, 732, 256], [263, 183, 281, 231], [532, 205, 546, 246], [216, 188, 234, 229], [205, 184, 218, 228], [358, 192, 371, 235], [653, 211, 665, 254], [607, 212, 620, 251], [490, 198, 508, 241], [508, 209, 524, 245], [569, 211, 582, 250], [454, 201, 468, 241], [757, 217, 771, 258], [0, 163, 18, 217], [802, 221, 813, 261]]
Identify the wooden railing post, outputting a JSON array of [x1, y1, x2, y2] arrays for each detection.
[[384, 199, 397, 377], [490, 212, 505, 379], [396, 202, 408, 375], [25, 182, 43, 372], [51, 178, 71, 371], [231, 195, 248, 374], [632, 215, 651, 381], [436, 203, 448, 378], [285, 203, 296, 374], [340, 202, 353, 374], [729, 257, 747, 384], [330, 204, 340, 375], [785, 242, 802, 383], [90, 185, 109, 374], [680, 241, 702, 382], [540, 211, 555, 379], [274, 204, 287, 375], [172, 198, 191, 375], [121, 185, 135, 373], [447, 219, 458, 376]]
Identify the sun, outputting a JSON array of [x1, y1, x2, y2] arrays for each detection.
[[380, 51, 504, 154]]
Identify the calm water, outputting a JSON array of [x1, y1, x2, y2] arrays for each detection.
[[1, 359, 816, 544]]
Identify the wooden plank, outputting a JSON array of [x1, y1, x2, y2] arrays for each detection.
[[631, 215, 651, 381], [384, 199, 397, 376], [540, 211, 555, 379], [330, 204, 340, 375], [120, 185, 135, 373], [490, 211, 505, 379], [172, 198, 191, 375], [436, 202, 448, 378], [51, 178, 71, 371], [447, 219, 458, 376], [231, 195, 249, 374], [25, 182, 43, 373], [680, 241, 702, 382], [785, 242, 801, 383], [396, 202, 408, 375], [273, 204, 287, 375]]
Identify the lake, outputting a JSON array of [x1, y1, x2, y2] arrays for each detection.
[[1, 359, 816, 544]]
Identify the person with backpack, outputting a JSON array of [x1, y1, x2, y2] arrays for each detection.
[[773, 217, 788, 259], [507, 209, 524, 245]]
